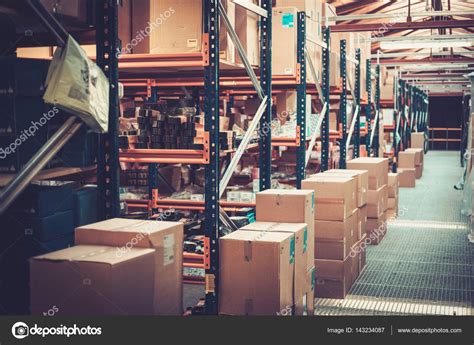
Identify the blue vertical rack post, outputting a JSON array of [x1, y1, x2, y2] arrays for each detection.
[[203, 0, 220, 315], [354, 49, 361, 158], [296, 12, 306, 188], [148, 86, 159, 205], [374, 64, 381, 157], [365, 60, 372, 155], [259, 0, 272, 191], [96, 0, 120, 219], [321, 27, 330, 171], [339, 40, 347, 168]]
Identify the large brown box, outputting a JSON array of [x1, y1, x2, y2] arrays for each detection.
[[388, 172, 399, 198], [411, 133, 425, 149], [240, 222, 308, 315], [219, 230, 294, 315], [302, 176, 357, 222], [405, 148, 424, 165], [314, 256, 354, 299], [75, 218, 184, 315], [398, 151, 417, 169], [415, 164, 423, 179], [30, 245, 155, 315], [235, 2, 259, 66], [398, 168, 416, 188], [132, 1, 202, 54], [347, 158, 389, 190], [353, 234, 368, 275], [367, 185, 388, 218], [256, 189, 315, 269], [314, 208, 357, 242], [366, 211, 388, 245], [323, 169, 369, 207]]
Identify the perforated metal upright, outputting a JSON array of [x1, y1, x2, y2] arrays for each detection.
[[353, 49, 361, 158], [148, 86, 159, 204], [96, 0, 120, 219], [258, 0, 272, 191], [365, 59, 372, 155], [373, 64, 381, 157], [339, 40, 347, 168], [321, 27, 331, 172], [203, 0, 220, 315], [296, 12, 307, 187]]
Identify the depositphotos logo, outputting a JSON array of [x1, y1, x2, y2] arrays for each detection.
[[11, 321, 102, 339]]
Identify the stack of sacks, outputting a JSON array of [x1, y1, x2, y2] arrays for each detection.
[[347, 158, 389, 245], [30, 219, 184, 315], [254, 190, 315, 314], [387, 173, 400, 220], [219, 222, 310, 316], [398, 151, 417, 188], [406, 148, 424, 179], [301, 175, 359, 299]]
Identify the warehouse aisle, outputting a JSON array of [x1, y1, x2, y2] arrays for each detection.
[[315, 151, 474, 316]]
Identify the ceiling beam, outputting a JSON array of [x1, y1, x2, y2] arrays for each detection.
[[331, 19, 474, 32]]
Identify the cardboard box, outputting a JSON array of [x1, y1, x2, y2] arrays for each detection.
[[366, 211, 387, 245], [398, 168, 416, 188], [388, 197, 398, 210], [219, 230, 294, 315], [302, 175, 357, 222], [276, 91, 297, 115], [415, 164, 423, 179], [272, 7, 298, 76], [405, 148, 424, 165], [256, 189, 315, 268], [367, 185, 387, 218], [240, 222, 308, 315], [350, 247, 360, 285], [314, 208, 357, 243], [353, 234, 368, 274], [387, 207, 398, 220], [359, 205, 368, 240], [411, 133, 425, 149], [398, 151, 417, 169], [219, 0, 236, 63], [314, 256, 353, 299], [306, 266, 316, 315], [75, 218, 184, 315], [347, 157, 389, 190], [323, 169, 369, 207], [30, 245, 155, 315], [132, 0, 202, 54], [235, 0, 259, 66], [388, 173, 399, 198]]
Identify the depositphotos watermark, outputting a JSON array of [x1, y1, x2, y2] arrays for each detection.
[[0, 107, 59, 160], [11, 322, 102, 339], [117, 7, 175, 57]]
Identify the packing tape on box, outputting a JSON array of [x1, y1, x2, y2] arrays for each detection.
[[314, 197, 345, 205], [244, 241, 252, 262]]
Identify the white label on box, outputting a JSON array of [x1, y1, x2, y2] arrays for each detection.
[[191, 194, 204, 201], [187, 39, 198, 48], [284, 68, 294, 75], [240, 192, 254, 203], [163, 234, 175, 266], [253, 179, 259, 193]]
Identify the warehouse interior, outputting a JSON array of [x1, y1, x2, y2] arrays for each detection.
[[0, 0, 473, 318]]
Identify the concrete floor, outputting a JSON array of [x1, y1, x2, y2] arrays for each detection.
[[315, 151, 474, 315]]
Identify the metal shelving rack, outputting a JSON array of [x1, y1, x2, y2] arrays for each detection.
[[320, 27, 331, 172]]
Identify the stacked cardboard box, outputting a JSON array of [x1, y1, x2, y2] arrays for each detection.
[[30, 219, 184, 315], [255, 190, 315, 314], [322, 169, 369, 241], [225, 222, 309, 315], [301, 175, 360, 299], [347, 158, 389, 245], [410, 132, 426, 150], [387, 173, 399, 220], [272, 3, 326, 83], [398, 150, 418, 187], [219, 230, 296, 315], [406, 148, 424, 179]]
